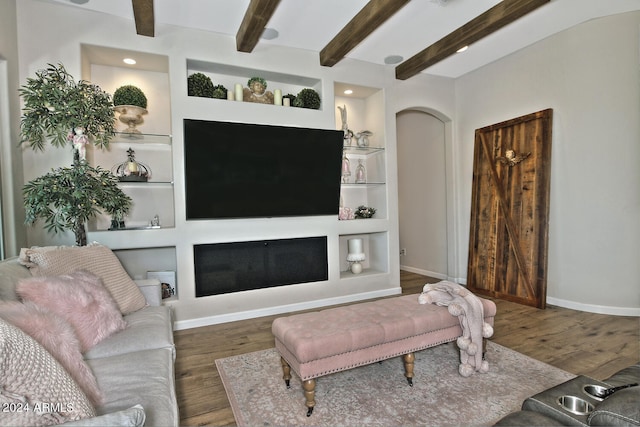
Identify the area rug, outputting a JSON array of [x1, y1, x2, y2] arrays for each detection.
[[215, 341, 575, 426]]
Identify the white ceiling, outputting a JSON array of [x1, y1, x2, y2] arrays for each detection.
[[50, 0, 640, 78]]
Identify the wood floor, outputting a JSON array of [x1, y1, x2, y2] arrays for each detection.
[[174, 271, 639, 426]]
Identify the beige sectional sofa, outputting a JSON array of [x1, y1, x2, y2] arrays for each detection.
[[0, 243, 178, 426]]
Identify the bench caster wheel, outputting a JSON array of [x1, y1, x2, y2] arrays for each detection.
[[280, 357, 292, 389], [303, 379, 316, 417], [403, 353, 415, 387]]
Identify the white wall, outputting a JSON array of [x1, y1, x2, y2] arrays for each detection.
[[390, 73, 458, 282], [0, 0, 26, 257], [396, 110, 448, 278], [454, 12, 640, 314]]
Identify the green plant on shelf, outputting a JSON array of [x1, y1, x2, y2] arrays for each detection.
[[293, 88, 320, 109], [187, 72, 215, 98], [113, 85, 147, 108], [354, 205, 376, 219]]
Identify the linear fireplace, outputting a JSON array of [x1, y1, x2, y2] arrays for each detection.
[[194, 237, 328, 297]]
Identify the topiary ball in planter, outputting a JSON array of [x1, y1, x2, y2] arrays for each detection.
[[293, 88, 321, 109], [113, 85, 147, 108], [113, 85, 148, 134], [212, 84, 228, 99], [187, 73, 215, 98]]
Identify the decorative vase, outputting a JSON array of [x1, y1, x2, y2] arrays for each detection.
[[341, 154, 351, 183], [114, 105, 148, 135], [355, 160, 366, 183]]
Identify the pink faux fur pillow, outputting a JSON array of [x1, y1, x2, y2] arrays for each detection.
[[16, 270, 127, 353], [0, 300, 103, 406]]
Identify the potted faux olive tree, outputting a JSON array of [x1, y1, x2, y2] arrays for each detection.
[[113, 84, 148, 134], [19, 63, 132, 246]]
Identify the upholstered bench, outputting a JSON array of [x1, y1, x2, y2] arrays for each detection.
[[272, 293, 497, 415]]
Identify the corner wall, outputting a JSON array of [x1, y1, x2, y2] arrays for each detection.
[[454, 12, 640, 314]]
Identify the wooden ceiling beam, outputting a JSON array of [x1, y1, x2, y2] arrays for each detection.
[[236, 0, 282, 53], [395, 0, 550, 80], [132, 0, 155, 37], [320, 0, 411, 67]]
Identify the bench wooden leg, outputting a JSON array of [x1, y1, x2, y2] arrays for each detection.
[[403, 353, 415, 386], [280, 357, 291, 388], [303, 379, 316, 416]]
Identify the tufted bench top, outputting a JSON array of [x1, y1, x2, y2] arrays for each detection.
[[273, 293, 496, 377]]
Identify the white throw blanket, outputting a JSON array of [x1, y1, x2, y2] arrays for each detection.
[[418, 281, 494, 377]]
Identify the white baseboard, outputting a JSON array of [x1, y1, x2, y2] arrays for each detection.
[[399, 266, 466, 284], [547, 297, 640, 317], [173, 287, 402, 330], [400, 265, 447, 280], [400, 267, 637, 316]]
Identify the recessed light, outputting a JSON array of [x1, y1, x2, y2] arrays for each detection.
[[456, 46, 468, 53], [261, 28, 279, 40], [343, 89, 353, 95], [384, 55, 403, 65], [70, 0, 90, 4], [123, 58, 137, 65]]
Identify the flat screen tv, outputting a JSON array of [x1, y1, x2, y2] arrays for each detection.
[[183, 119, 343, 220]]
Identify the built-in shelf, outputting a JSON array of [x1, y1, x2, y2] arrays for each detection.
[[335, 82, 390, 287], [343, 146, 385, 156], [339, 231, 389, 279], [76, 45, 396, 320], [117, 181, 174, 187], [187, 59, 323, 109], [341, 183, 385, 188], [340, 268, 387, 280], [113, 132, 172, 145], [113, 246, 178, 302], [107, 226, 161, 231], [87, 132, 174, 232]]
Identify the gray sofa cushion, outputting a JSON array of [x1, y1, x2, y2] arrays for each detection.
[[0, 258, 30, 301], [588, 387, 640, 426], [87, 348, 178, 427], [61, 404, 145, 426], [604, 364, 640, 387], [84, 305, 174, 360], [494, 410, 566, 426]]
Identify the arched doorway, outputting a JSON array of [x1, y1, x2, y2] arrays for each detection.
[[396, 109, 449, 279]]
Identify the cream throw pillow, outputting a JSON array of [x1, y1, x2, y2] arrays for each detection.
[[0, 318, 95, 426], [19, 243, 146, 315]]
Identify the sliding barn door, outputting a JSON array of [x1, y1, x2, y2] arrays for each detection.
[[467, 109, 552, 308]]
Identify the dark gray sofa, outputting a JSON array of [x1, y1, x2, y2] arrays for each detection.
[[495, 363, 639, 426]]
